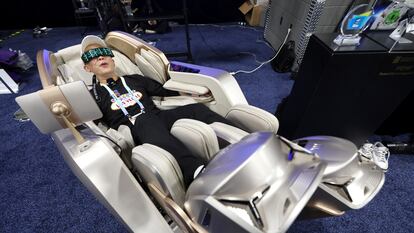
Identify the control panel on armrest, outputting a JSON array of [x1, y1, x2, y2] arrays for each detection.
[[168, 61, 248, 116], [170, 63, 200, 73]]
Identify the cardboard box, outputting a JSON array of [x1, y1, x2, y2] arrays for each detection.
[[239, 0, 268, 27], [245, 4, 267, 27], [238, 1, 254, 15]]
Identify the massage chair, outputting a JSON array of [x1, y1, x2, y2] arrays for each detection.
[[21, 31, 385, 233]]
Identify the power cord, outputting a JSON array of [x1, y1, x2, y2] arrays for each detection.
[[229, 27, 292, 76], [190, 23, 263, 32], [95, 133, 123, 154], [80, 126, 123, 154]]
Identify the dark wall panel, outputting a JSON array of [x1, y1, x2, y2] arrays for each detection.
[[2, 0, 75, 29], [1, 0, 245, 30]]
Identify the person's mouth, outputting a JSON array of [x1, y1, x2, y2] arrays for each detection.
[[99, 62, 108, 67]]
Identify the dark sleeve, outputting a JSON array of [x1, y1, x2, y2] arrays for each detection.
[[125, 74, 178, 96], [144, 76, 178, 97]]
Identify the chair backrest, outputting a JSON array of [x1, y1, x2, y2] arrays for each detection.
[[105, 31, 170, 84]]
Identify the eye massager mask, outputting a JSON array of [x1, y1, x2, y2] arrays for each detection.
[[81, 47, 114, 63]]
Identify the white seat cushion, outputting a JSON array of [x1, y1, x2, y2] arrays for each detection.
[[106, 128, 134, 169], [209, 122, 249, 144], [56, 64, 74, 84], [132, 144, 186, 206], [117, 124, 135, 148], [135, 53, 164, 84], [140, 48, 167, 83], [225, 104, 279, 134], [171, 119, 219, 162], [112, 50, 144, 77], [57, 61, 93, 86]]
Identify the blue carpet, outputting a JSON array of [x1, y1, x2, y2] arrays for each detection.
[[0, 25, 413, 232]]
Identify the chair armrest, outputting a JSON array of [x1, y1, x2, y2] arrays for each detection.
[[163, 79, 210, 95], [225, 104, 279, 134], [168, 61, 247, 116], [106, 127, 134, 169], [117, 125, 135, 148], [152, 96, 198, 110]]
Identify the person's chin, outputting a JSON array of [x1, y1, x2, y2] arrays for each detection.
[[99, 72, 114, 79], [99, 69, 114, 76]]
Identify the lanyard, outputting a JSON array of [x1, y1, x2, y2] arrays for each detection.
[[120, 77, 145, 110], [102, 77, 145, 120]]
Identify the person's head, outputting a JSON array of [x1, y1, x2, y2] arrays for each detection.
[[81, 35, 116, 83]]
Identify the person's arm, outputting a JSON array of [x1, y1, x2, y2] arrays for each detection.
[[143, 76, 178, 97]]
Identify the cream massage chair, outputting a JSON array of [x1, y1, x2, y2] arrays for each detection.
[[28, 31, 385, 233]]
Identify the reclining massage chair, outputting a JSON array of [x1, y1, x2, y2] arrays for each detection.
[[26, 31, 385, 233]]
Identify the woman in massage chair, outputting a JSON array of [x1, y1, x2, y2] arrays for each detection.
[[81, 35, 233, 187]]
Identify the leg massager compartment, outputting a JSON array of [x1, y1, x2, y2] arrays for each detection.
[[185, 132, 327, 233], [293, 136, 385, 218]]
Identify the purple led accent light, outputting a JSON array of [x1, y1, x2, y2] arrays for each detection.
[[171, 61, 224, 77], [288, 149, 295, 161], [42, 50, 53, 86]]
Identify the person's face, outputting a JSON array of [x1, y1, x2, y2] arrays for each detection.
[[83, 44, 116, 80]]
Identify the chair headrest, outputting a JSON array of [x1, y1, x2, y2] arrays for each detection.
[[54, 44, 143, 86]]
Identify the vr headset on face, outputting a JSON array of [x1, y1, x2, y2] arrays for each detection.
[[82, 47, 114, 63]]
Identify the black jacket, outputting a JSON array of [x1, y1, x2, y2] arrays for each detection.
[[92, 74, 178, 129]]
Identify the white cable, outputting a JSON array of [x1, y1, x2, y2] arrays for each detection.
[[230, 27, 292, 76], [189, 23, 263, 32], [238, 52, 263, 64], [256, 38, 274, 50], [238, 40, 276, 63]]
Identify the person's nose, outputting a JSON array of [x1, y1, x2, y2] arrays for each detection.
[[97, 56, 105, 61]]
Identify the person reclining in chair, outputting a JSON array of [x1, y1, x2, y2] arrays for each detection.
[[81, 35, 233, 187]]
